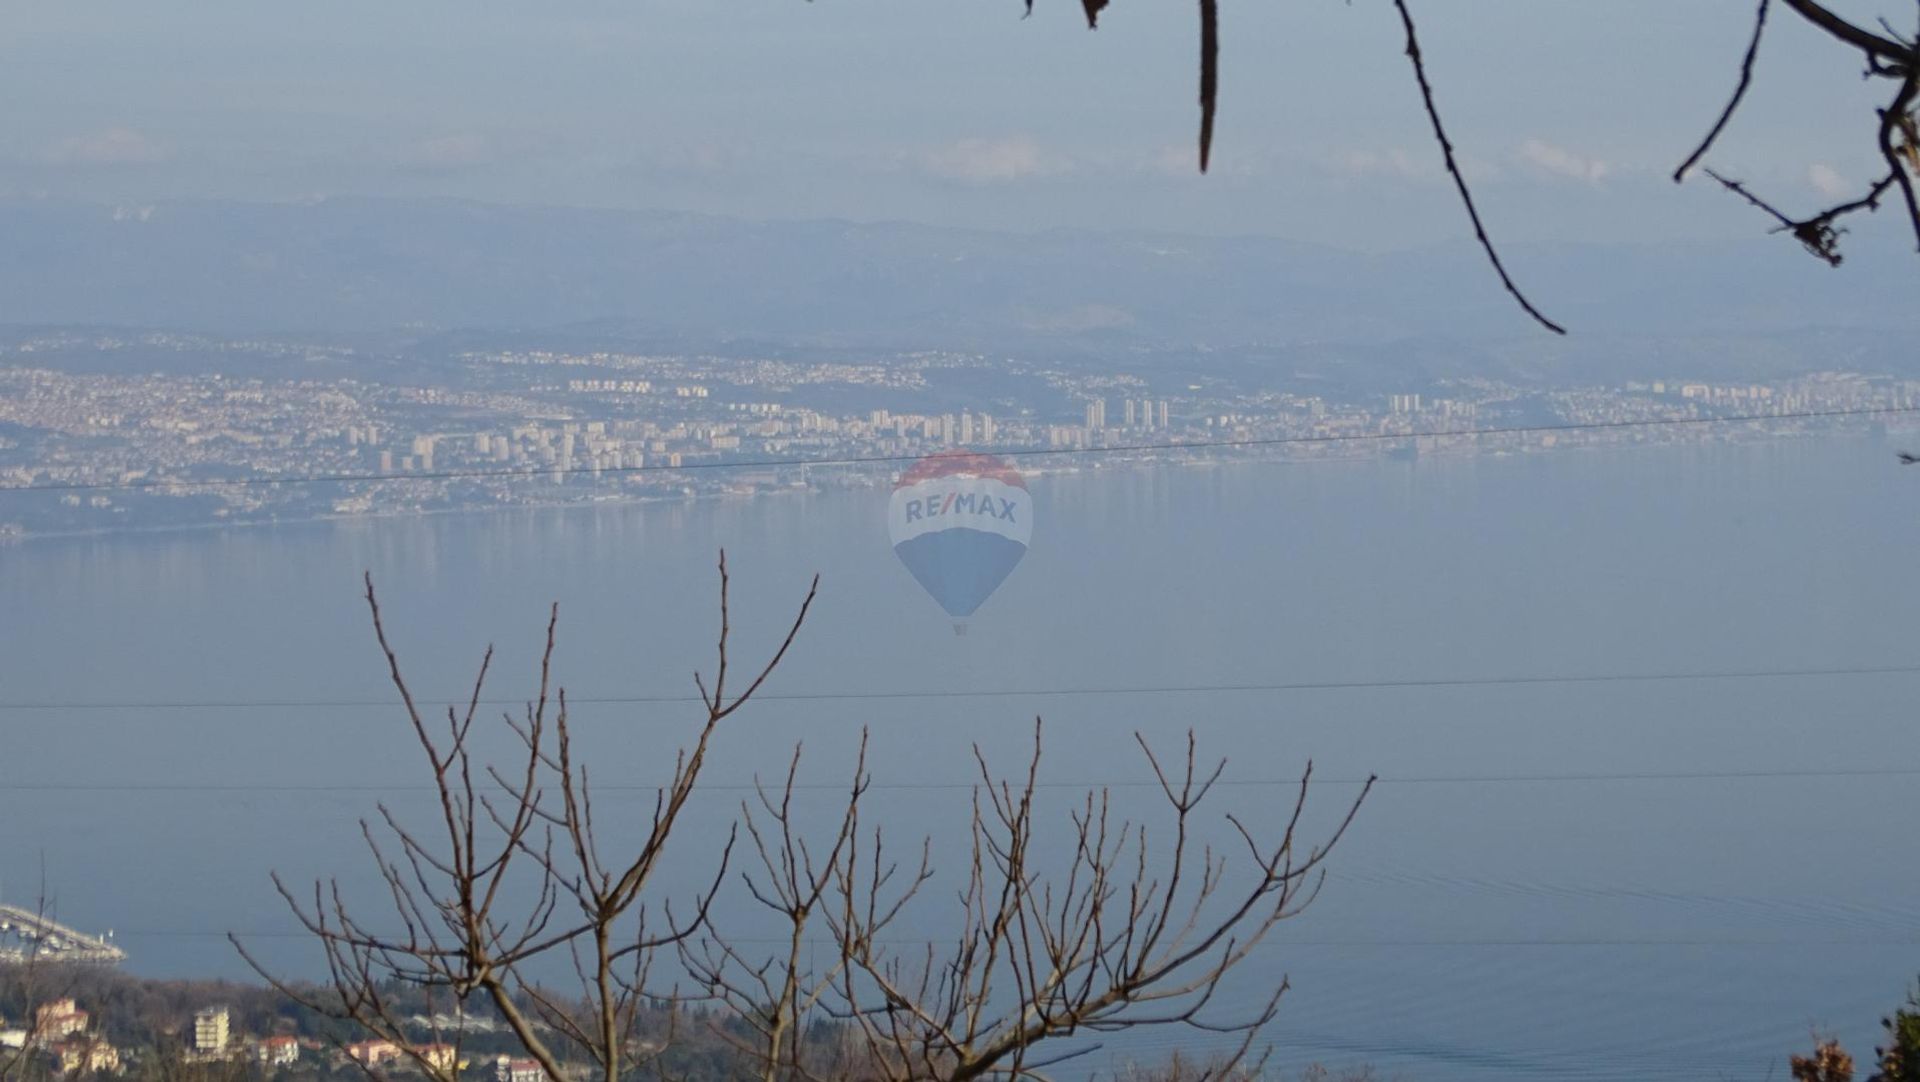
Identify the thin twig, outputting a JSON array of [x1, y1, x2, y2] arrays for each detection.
[[1703, 168, 1798, 229], [1390, 0, 1566, 335], [1675, 0, 1772, 182]]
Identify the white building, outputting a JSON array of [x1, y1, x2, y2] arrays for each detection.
[[496, 1055, 543, 1082], [193, 1007, 230, 1054], [258, 1036, 300, 1066]]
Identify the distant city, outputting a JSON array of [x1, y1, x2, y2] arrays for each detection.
[[1, 329, 1916, 537]]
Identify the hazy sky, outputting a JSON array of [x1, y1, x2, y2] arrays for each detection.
[[0, 1, 1903, 246]]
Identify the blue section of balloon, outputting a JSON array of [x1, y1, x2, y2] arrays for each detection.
[[892, 527, 1027, 618]]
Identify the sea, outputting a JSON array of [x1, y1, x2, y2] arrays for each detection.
[[3, 432, 1917, 1081]]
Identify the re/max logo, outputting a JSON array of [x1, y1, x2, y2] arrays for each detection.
[[903, 491, 1020, 523]]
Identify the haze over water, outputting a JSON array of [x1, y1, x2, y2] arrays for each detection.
[[4, 433, 1917, 1080]]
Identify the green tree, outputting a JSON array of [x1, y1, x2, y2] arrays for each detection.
[[1789, 981, 1920, 1082], [1875, 981, 1920, 1082]]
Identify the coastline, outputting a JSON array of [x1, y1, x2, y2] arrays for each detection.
[[2, 420, 1899, 546]]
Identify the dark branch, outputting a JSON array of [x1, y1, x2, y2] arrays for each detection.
[[1777, 0, 1916, 64], [1675, 0, 1773, 182], [1199, 0, 1219, 173], [1876, 68, 1920, 250], [1390, 0, 1566, 334], [1705, 166, 1900, 266]]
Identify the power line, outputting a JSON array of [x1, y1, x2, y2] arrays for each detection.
[[2, 766, 1915, 794], [3, 403, 1911, 496], [5, 661, 1918, 712], [107, 930, 1920, 948]]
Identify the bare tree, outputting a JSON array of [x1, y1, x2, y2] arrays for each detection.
[[681, 736, 874, 1082], [1050, 0, 1919, 332], [250, 557, 1374, 1081], [235, 551, 818, 1082], [691, 721, 1373, 1082]]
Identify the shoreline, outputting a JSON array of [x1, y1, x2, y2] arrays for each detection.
[[1, 421, 1898, 546]]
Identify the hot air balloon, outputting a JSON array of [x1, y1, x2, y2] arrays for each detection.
[[888, 451, 1031, 624]]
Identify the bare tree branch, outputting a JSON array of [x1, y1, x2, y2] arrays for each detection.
[[1390, 0, 1566, 335], [1199, 0, 1219, 173], [1675, 0, 1773, 182], [239, 551, 819, 1082], [1779, 0, 1916, 63], [1037, 0, 1920, 329], [805, 719, 1372, 1081]]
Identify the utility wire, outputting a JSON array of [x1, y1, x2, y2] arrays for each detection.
[[4, 661, 1917, 712], [3, 766, 1916, 794], [2, 403, 1910, 495], [109, 930, 1920, 947]]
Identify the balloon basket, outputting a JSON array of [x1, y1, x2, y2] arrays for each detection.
[[952, 621, 968, 637]]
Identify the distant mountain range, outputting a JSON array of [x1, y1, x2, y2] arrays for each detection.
[[0, 196, 1914, 387]]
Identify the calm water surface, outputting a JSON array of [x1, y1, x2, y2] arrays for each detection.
[[3, 435, 1917, 1080]]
